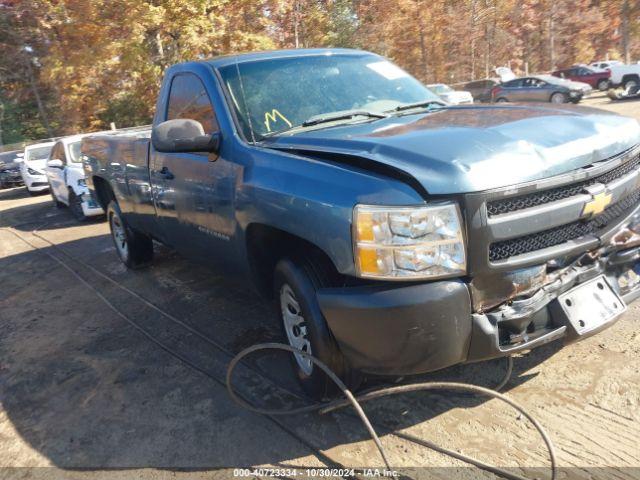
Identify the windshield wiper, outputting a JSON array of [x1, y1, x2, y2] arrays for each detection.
[[389, 100, 447, 112], [302, 109, 388, 127]]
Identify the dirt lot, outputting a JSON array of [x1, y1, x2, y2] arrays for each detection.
[[582, 91, 640, 118], [1, 96, 639, 480]]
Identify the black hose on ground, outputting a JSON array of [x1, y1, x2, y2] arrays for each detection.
[[226, 343, 556, 480], [13, 226, 553, 480]]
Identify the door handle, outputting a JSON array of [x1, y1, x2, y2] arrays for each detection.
[[159, 166, 174, 180]]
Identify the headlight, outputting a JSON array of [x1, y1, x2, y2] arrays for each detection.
[[570, 91, 579, 96], [353, 203, 466, 280], [27, 167, 40, 175], [77, 178, 86, 187]]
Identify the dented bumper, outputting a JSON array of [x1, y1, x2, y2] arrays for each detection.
[[317, 231, 640, 377]]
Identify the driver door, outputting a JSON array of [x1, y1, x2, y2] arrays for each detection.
[[150, 72, 237, 268], [46, 142, 68, 203]]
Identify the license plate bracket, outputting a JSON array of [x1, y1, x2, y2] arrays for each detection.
[[557, 275, 626, 335]]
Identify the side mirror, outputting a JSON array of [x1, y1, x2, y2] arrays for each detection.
[[47, 159, 64, 169], [152, 119, 221, 154]]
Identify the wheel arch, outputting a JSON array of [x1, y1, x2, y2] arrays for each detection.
[[92, 176, 116, 210], [245, 223, 344, 298], [621, 73, 640, 82], [621, 74, 640, 87]]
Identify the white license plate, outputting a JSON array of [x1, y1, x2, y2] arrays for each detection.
[[557, 275, 626, 334]]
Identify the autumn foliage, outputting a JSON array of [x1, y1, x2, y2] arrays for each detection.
[[0, 0, 638, 143]]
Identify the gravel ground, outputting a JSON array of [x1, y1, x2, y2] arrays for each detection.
[[0, 97, 639, 480]]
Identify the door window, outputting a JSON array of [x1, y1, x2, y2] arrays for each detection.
[[503, 79, 523, 88], [51, 142, 67, 165], [166, 73, 219, 134]]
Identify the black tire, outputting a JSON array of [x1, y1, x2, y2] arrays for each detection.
[[623, 77, 639, 91], [274, 257, 361, 400], [107, 200, 153, 269], [597, 79, 609, 91], [68, 190, 87, 221], [496, 97, 508, 103], [550, 92, 567, 104]]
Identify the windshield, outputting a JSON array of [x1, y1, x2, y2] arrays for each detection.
[[25, 145, 52, 162], [68, 141, 82, 163], [218, 54, 441, 141]]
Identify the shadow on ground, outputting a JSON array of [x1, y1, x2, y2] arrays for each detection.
[[0, 186, 566, 470], [0, 187, 106, 232], [0, 223, 562, 469]]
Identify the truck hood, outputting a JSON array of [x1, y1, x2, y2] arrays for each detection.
[[262, 104, 640, 194]]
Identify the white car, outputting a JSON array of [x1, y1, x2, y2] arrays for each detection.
[[427, 83, 474, 104], [45, 135, 104, 220], [607, 63, 640, 90], [20, 141, 54, 194], [590, 60, 623, 70]]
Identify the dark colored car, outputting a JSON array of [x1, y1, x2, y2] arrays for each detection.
[[82, 48, 640, 399], [0, 150, 24, 189], [491, 75, 590, 103], [552, 66, 611, 91], [459, 79, 499, 103]]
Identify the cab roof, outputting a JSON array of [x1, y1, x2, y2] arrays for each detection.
[[204, 48, 374, 69]]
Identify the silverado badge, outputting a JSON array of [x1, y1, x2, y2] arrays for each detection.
[[582, 190, 612, 216]]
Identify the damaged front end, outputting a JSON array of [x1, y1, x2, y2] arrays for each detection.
[[466, 212, 640, 363]]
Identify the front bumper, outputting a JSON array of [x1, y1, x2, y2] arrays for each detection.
[[80, 193, 105, 217], [317, 242, 640, 377], [22, 173, 49, 191]]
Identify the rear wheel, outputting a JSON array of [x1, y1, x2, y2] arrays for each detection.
[[597, 79, 609, 91], [623, 77, 639, 91], [69, 190, 87, 222], [550, 92, 567, 104], [274, 257, 360, 400], [496, 97, 508, 103], [107, 200, 153, 269]]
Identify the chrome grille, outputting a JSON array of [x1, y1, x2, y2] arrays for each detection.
[[489, 188, 640, 262], [487, 153, 640, 216]]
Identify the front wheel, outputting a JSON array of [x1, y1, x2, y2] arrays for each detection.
[[69, 190, 87, 222], [496, 97, 508, 103], [597, 79, 609, 91], [550, 92, 567, 104], [274, 257, 360, 400], [107, 201, 153, 269]]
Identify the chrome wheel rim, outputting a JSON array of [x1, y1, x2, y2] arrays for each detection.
[[551, 93, 564, 104], [280, 284, 313, 375], [110, 213, 128, 260]]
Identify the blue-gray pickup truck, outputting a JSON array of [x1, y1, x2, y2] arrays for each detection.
[[82, 48, 640, 398]]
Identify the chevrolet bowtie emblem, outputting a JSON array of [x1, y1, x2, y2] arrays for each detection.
[[582, 191, 612, 216]]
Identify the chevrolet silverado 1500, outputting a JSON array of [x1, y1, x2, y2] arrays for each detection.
[[82, 48, 640, 398]]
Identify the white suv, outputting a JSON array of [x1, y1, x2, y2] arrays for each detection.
[[608, 63, 640, 90], [20, 142, 55, 194], [45, 135, 104, 221]]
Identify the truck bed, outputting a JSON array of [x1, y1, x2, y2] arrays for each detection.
[[81, 127, 153, 221]]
